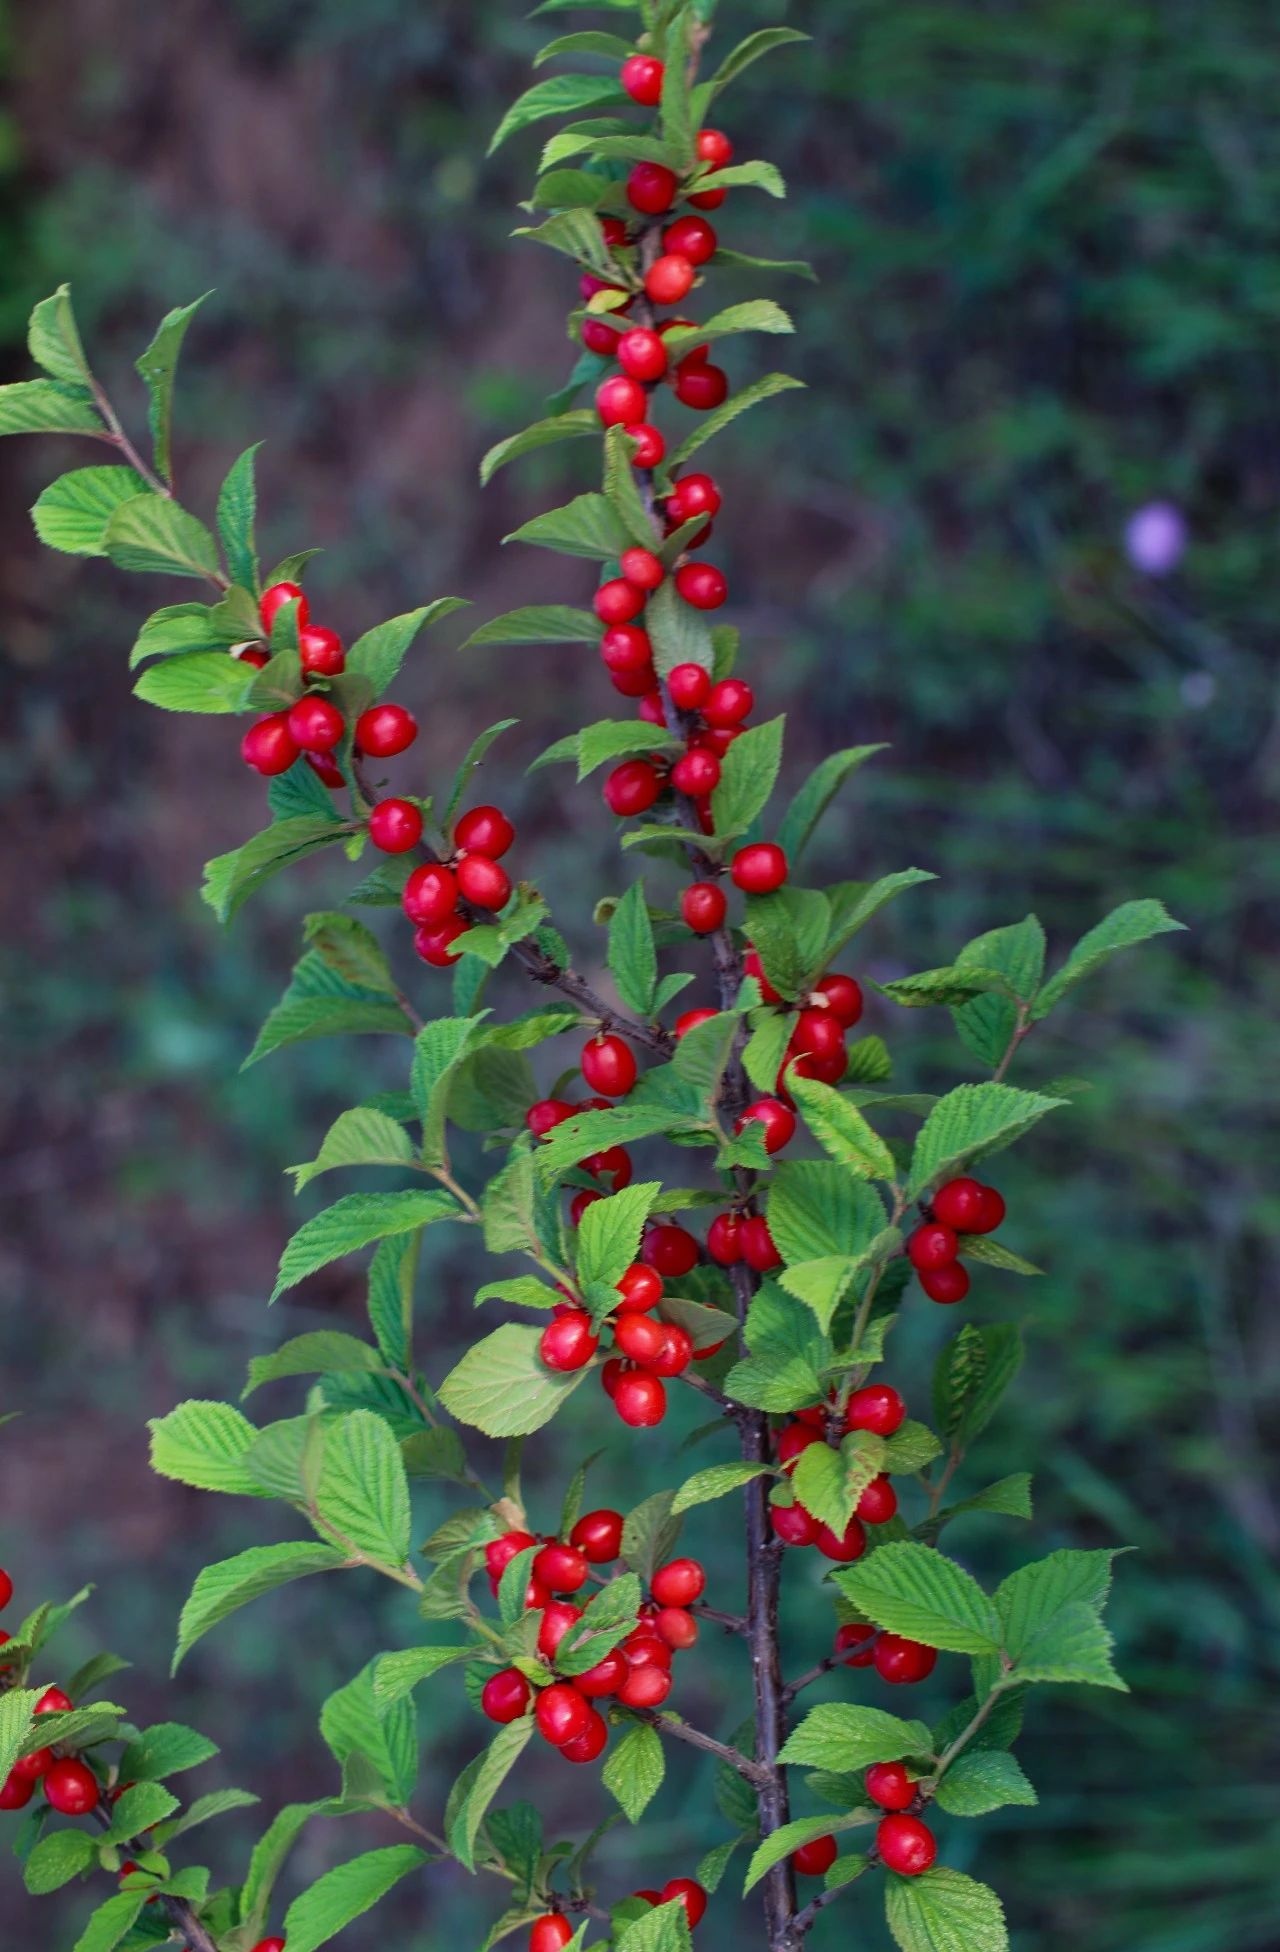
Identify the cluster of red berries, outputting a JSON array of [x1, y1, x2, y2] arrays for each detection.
[[0, 1665, 99, 1817], [906, 1175, 1008, 1305], [768, 1384, 907, 1561], [529, 1873, 707, 1950], [537, 1259, 727, 1430], [482, 1526, 708, 1761], [602, 646, 756, 828], [398, 803, 517, 965]]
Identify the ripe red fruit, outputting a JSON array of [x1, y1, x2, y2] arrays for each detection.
[[873, 1635, 938, 1685], [643, 1223, 700, 1277], [620, 52, 664, 105], [533, 1543, 590, 1595], [485, 1531, 535, 1581], [604, 758, 663, 817], [866, 1761, 915, 1811], [540, 1312, 599, 1373], [582, 309, 629, 358], [35, 1687, 74, 1715], [664, 215, 718, 265], [877, 1813, 937, 1878], [241, 713, 299, 776], [402, 862, 458, 927], [44, 1757, 99, 1816], [627, 162, 679, 214], [792, 1834, 837, 1878], [535, 1684, 592, 1747], [597, 374, 649, 427], [743, 949, 781, 1008], [622, 1630, 672, 1670], [355, 703, 417, 757], [650, 1323, 694, 1376], [576, 1650, 628, 1697], [529, 1919, 574, 1952], [624, 421, 666, 467], [612, 1369, 667, 1427], [654, 1606, 698, 1650], [706, 1211, 742, 1264], [259, 581, 309, 633], [919, 1260, 970, 1305], [0, 1570, 13, 1610], [298, 623, 344, 675], [674, 562, 728, 611], [770, 1500, 819, 1547], [704, 675, 753, 725], [368, 799, 423, 853], [646, 253, 696, 306], [651, 1558, 705, 1608], [740, 1214, 782, 1272], [594, 577, 647, 626], [973, 1184, 1007, 1232], [814, 972, 863, 1025], [611, 661, 659, 699], [696, 128, 734, 169], [286, 695, 344, 753], [856, 1475, 899, 1525], [835, 1623, 878, 1667], [672, 748, 721, 798], [845, 1384, 906, 1437], [732, 843, 789, 894], [620, 547, 665, 592], [815, 1516, 867, 1563], [570, 1509, 624, 1563], [537, 1600, 584, 1660], [13, 1747, 52, 1781], [600, 625, 654, 677], [233, 644, 270, 669], [570, 1189, 603, 1227], [581, 1033, 638, 1098], [614, 1312, 666, 1365], [456, 852, 512, 911], [616, 1263, 664, 1312], [675, 1007, 718, 1038], [790, 1044, 848, 1087], [617, 1660, 672, 1708], [776, 1422, 820, 1470], [793, 1008, 846, 1063], [0, 1770, 33, 1810], [681, 881, 727, 936], [674, 361, 729, 410], [250, 1941, 285, 1952], [560, 1707, 609, 1763], [455, 804, 515, 859], [688, 184, 726, 211], [661, 1879, 708, 1929], [481, 1668, 532, 1724], [668, 479, 723, 536], [666, 662, 710, 711], [414, 917, 467, 966], [638, 692, 665, 726], [737, 1096, 796, 1154], [929, 1175, 986, 1231], [617, 328, 668, 383], [907, 1223, 960, 1272]]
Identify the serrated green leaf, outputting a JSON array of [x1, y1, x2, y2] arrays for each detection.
[[0, 1690, 39, 1784], [480, 408, 599, 485], [575, 719, 679, 777], [135, 293, 210, 483], [463, 604, 600, 651], [243, 1330, 382, 1398], [505, 490, 630, 559], [282, 1845, 429, 1951], [314, 1410, 412, 1565], [244, 994, 411, 1067], [663, 300, 793, 360], [288, 1107, 416, 1192], [321, 1659, 417, 1803], [602, 1720, 665, 1822], [934, 1749, 1036, 1816], [995, 1548, 1119, 1658], [344, 600, 468, 695], [705, 26, 810, 93], [133, 650, 251, 713], [743, 1812, 870, 1895], [790, 1076, 897, 1182], [31, 466, 147, 556], [101, 1781, 181, 1844], [1033, 898, 1185, 1017], [692, 159, 786, 198], [490, 73, 628, 154], [663, 372, 805, 473], [949, 917, 1045, 1068], [439, 1323, 590, 1436], [70, 1891, 146, 1952], [671, 1462, 771, 1513], [173, 1542, 346, 1670], [271, 1189, 459, 1301], [216, 443, 261, 592], [533, 29, 635, 65], [119, 1722, 219, 1782], [931, 1324, 1024, 1449], [775, 745, 885, 865], [780, 1704, 933, 1770], [105, 493, 220, 580], [608, 881, 658, 1015], [24, 1828, 96, 1894], [709, 714, 784, 838], [371, 1646, 472, 1711], [837, 1542, 1001, 1654], [885, 1867, 1009, 1952], [148, 1399, 267, 1496], [28, 283, 91, 384], [615, 1898, 694, 1952], [824, 871, 936, 959], [449, 1720, 534, 1870], [0, 378, 101, 436], [907, 1082, 1066, 1199]]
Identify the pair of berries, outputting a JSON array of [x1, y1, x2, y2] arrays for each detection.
[[835, 1623, 939, 1687], [906, 1175, 1007, 1305], [706, 1209, 782, 1273], [644, 214, 720, 308], [399, 804, 516, 962], [631, 1878, 709, 1928]]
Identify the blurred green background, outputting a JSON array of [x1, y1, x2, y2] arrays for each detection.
[[2, 0, 1277, 1946]]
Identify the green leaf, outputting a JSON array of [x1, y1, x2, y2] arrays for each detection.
[[711, 246, 816, 280], [880, 1421, 943, 1475], [790, 1076, 897, 1182], [463, 603, 600, 650], [243, 1330, 382, 1397], [663, 372, 805, 473], [907, 1082, 1066, 1199], [792, 1432, 884, 1533], [958, 1235, 1042, 1277], [1010, 1601, 1126, 1689], [204, 813, 350, 925], [271, 1189, 459, 1301], [935, 1474, 1033, 1527], [105, 494, 220, 581], [885, 1868, 1009, 1952], [705, 26, 810, 93], [579, 1182, 662, 1314], [671, 1462, 771, 1513], [691, 159, 786, 198], [321, 1659, 417, 1803], [282, 1845, 429, 1952], [449, 1720, 534, 1870], [444, 718, 521, 827], [615, 1899, 694, 1952], [824, 870, 937, 958], [1032, 898, 1185, 1017], [662, 299, 793, 358], [604, 422, 660, 544], [0, 1690, 38, 1784], [775, 745, 885, 865], [620, 1488, 681, 1584], [149, 1399, 266, 1496], [212, 449, 259, 596], [133, 649, 251, 714], [24, 1828, 96, 1894], [534, 29, 635, 65], [128, 598, 235, 667], [372, 1646, 471, 1710], [879, 965, 1017, 1009], [239, 1801, 340, 1939], [574, 718, 679, 777], [174, 1542, 346, 1670], [780, 1703, 933, 1770], [156, 1784, 260, 1844], [480, 408, 599, 484], [28, 284, 91, 384], [101, 1780, 181, 1843], [836, 1542, 1002, 1654], [640, 577, 712, 679], [490, 74, 628, 153], [135, 293, 210, 482], [996, 1547, 1118, 1658], [932, 1324, 1024, 1448], [288, 1107, 417, 1192], [439, 1323, 590, 1436], [31, 466, 147, 556], [245, 994, 410, 1066], [768, 1160, 886, 1265], [709, 714, 784, 838], [743, 1813, 870, 1895], [70, 1892, 147, 1952], [505, 490, 630, 560], [314, 1410, 412, 1565], [608, 881, 658, 1015], [603, 1720, 665, 1822], [119, 1722, 219, 1782], [345, 600, 468, 695], [935, 1749, 1036, 1816], [950, 917, 1045, 1069], [0, 378, 101, 436]]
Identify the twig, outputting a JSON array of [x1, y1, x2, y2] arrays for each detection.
[[634, 1709, 767, 1786]]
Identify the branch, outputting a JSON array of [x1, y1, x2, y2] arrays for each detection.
[[634, 1708, 767, 1785]]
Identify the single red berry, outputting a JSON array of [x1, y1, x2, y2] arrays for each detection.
[[0, 1570, 13, 1611], [582, 310, 628, 357], [743, 947, 781, 1006], [664, 215, 718, 264], [259, 581, 309, 633], [306, 751, 344, 788], [44, 1757, 99, 1816], [594, 578, 647, 626], [535, 1683, 591, 1747], [456, 852, 512, 911], [650, 1323, 694, 1376], [672, 748, 721, 798], [455, 804, 515, 858], [696, 128, 734, 168], [529, 1914, 574, 1952], [706, 1211, 742, 1265], [13, 1747, 53, 1782], [298, 624, 344, 676], [617, 1659, 672, 1708], [651, 1558, 705, 1608], [612, 1369, 667, 1427], [620, 547, 665, 593], [355, 702, 417, 757], [972, 1184, 1007, 1233], [835, 1623, 878, 1667], [637, 693, 665, 731], [790, 1044, 849, 1087], [576, 1650, 628, 1698], [250, 1941, 286, 1952], [930, 1177, 985, 1230], [481, 1668, 532, 1725], [624, 421, 666, 467], [654, 1606, 698, 1650], [614, 1311, 666, 1365], [560, 1706, 609, 1763], [570, 1509, 624, 1563], [537, 1600, 584, 1660], [533, 1543, 590, 1595], [668, 473, 723, 527], [241, 713, 299, 776], [737, 1096, 796, 1154], [286, 695, 344, 753], [770, 1500, 819, 1547], [600, 1358, 626, 1398], [600, 624, 654, 677], [793, 1008, 847, 1063], [617, 328, 668, 383], [704, 676, 753, 726], [485, 1531, 535, 1581], [414, 917, 468, 966], [792, 1834, 837, 1878], [627, 162, 680, 214], [674, 361, 729, 411], [580, 1033, 636, 1099], [646, 253, 697, 306], [620, 52, 664, 105], [643, 1223, 700, 1277], [857, 1476, 899, 1525], [616, 1263, 664, 1312], [688, 183, 726, 210], [665, 663, 709, 712], [919, 1260, 970, 1305], [570, 1188, 603, 1227], [866, 1761, 915, 1811], [674, 562, 728, 612], [661, 1879, 708, 1929], [0, 1770, 33, 1810], [845, 1384, 906, 1437], [907, 1223, 960, 1272], [814, 972, 863, 1025], [740, 1214, 782, 1272], [601, 216, 629, 247], [815, 1517, 867, 1563], [540, 1311, 599, 1373], [368, 798, 423, 853], [776, 1422, 820, 1470], [681, 880, 727, 935], [732, 843, 789, 895], [233, 644, 270, 669], [597, 374, 649, 427], [622, 1630, 672, 1670], [35, 1687, 74, 1715], [675, 1007, 718, 1038], [877, 1813, 937, 1878], [583, 1143, 632, 1192], [401, 863, 457, 927], [874, 1635, 938, 1685], [611, 661, 659, 699]]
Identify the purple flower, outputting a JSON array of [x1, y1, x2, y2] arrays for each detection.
[[1124, 501, 1188, 577]]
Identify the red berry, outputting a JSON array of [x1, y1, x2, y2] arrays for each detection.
[[251, 1941, 285, 1952], [919, 1261, 970, 1305], [675, 1007, 718, 1038], [570, 1509, 624, 1563], [672, 748, 721, 797], [688, 184, 726, 211], [930, 1177, 985, 1230], [612, 1369, 667, 1427], [529, 1917, 574, 1952], [743, 946, 781, 1005], [654, 1606, 698, 1650], [233, 644, 270, 669], [540, 1312, 599, 1373], [874, 1635, 938, 1685], [620, 547, 665, 592], [533, 1543, 590, 1595], [877, 1814, 936, 1878], [845, 1384, 906, 1437], [356, 703, 417, 757], [35, 1687, 74, 1715], [456, 852, 511, 911], [835, 1623, 878, 1667], [259, 581, 309, 633], [13, 1747, 52, 1781], [44, 1757, 99, 1816], [866, 1761, 915, 1811], [306, 751, 344, 788], [400, 863, 455, 927], [856, 1476, 899, 1525], [368, 799, 423, 853], [600, 624, 654, 675], [0, 1570, 13, 1611], [537, 1600, 584, 1660], [637, 689, 665, 726], [485, 1531, 535, 1581], [414, 917, 468, 967], [535, 1684, 591, 1747], [455, 804, 515, 859], [674, 562, 728, 611], [792, 1834, 837, 1878], [286, 695, 344, 753], [793, 1008, 847, 1062], [907, 1223, 959, 1272], [737, 1096, 796, 1154], [560, 1706, 608, 1763], [627, 162, 679, 214], [241, 713, 299, 777], [617, 1660, 672, 1708], [299, 623, 344, 675], [611, 660, 659, 699], [582, 309, 629, 357], [776, 1422, 820, 1470], [622, 1630, 672, 1670], [668, 472, 723, 525], [740, 1215, 782, 1272], [583, 1144, 632, 1192], [814, 972, 863, 1025], [732, 843, 789, 895], [696, 128, 734, 168], [973, 1184, 1007, 1233], [604, 758, 663, 818], [660, 1879, 708, 1929], [624, 422, 666, 467], [681, 880, 727, 935], [770, 1500, 819, 1547], [576, 1650, 628, 1697], [581, 1033, 638, 1098], [616, 1264, 664, 1312], [704, 676, 753, 726], [0, 1770, 33, 1810], [597, 374, 649, 427], [646, 253, 696, 305], [482, 1668, 532, 1725], [594, 578, 647, 626], [620, 52, 664, 105], [614, 1311, 666, 1365], [667, 662, 711, 711], [617, 328, 668, 383], [790, 1045, 849, 1087], [601, 217, 628, 247], [664, 216, 718, 265], [650, 1323, 694, 1376], [570, 1189, 603, 1227], [651, 1558, 705, 1608], [706, 1211, 742, 1264], [674, 361, 729, 411], [815, 1517, 867, 1563], [643, 1223, 700, 1277]]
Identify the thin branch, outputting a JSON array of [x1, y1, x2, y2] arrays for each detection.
[[634, 1709, 768, 1786]]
